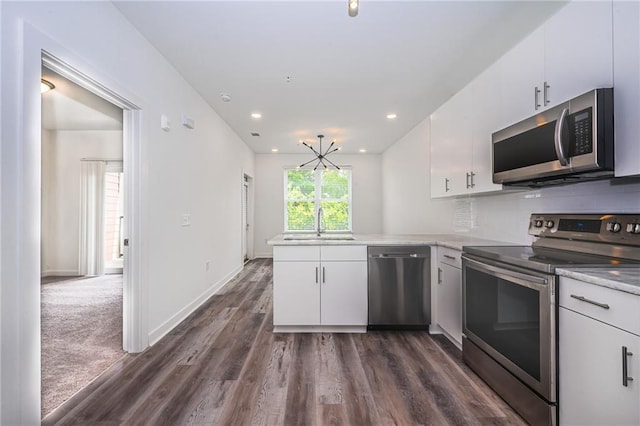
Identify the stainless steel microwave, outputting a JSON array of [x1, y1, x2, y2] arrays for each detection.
[[492, 88, 614, 187]]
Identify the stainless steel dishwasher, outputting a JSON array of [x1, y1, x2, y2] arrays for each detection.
[[367, 246, 430, 330]]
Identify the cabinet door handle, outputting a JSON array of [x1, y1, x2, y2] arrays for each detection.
[[623, 346, 634, 387], [543, 81, 550, 106], [443, 254, 457, 261], [437, 267, 442, 284], [445, 178, 450, 192], [315, 267, 319, 283], [466, 172, 471, 189], [534, 86, 541, 110], [570, 294, 610, 310], [322, 266, 326, 283], [470, 171, 475, 188]]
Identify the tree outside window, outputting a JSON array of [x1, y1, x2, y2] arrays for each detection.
[[285, 168, 352, 232]]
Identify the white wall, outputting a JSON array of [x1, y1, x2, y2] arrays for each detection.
[[381, 118, 456, 234], [41, 130, 123, 276], [254, 153, 383, 257], [1, 2, 254, 423]]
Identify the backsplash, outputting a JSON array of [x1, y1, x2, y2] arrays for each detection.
[[455, 178, 640, 244]]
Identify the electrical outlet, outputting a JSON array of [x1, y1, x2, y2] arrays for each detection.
[[181, 213, 191, 227]]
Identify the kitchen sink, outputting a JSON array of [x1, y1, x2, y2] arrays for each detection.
[[283, 234, 355, 241]]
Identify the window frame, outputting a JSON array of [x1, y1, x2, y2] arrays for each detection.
[[283, 166, 353, 234]]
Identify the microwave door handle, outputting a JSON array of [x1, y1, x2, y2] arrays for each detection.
[[554, 108, 570, 166]]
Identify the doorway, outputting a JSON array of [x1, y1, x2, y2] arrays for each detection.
[[242, 172, 254, 263], [40, 64, 126, 417]]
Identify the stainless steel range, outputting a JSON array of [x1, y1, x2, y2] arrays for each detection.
[[462, 214, 640, 426]]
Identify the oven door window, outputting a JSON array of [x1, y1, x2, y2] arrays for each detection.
[[465, 267, 542, 380]]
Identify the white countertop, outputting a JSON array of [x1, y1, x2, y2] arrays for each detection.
[[267, 233, 510, 251], [557, 268, 640, 296]]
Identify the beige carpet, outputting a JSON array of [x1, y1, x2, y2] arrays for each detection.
[[41, 274, 125, 418]]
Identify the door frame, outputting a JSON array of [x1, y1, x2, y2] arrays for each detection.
[[41, 52, 145, 354], [1, 23, 147, 423], [241, 171, 254, 263]]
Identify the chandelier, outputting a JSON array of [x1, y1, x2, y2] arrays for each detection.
[[298, 134, 341, 170]]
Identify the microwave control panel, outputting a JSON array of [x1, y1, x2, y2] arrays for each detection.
[[570, 108, 593, 156]]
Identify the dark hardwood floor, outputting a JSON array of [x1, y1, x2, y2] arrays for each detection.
[[43, 258, 525, 425]]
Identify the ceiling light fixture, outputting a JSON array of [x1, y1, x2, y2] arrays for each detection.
[[299, 134, 341, 170], [271, 148, 279, 153], [386, 113, 397, 119], [348, 0, 359, 17], [251, 113, 262, 119], [41, 79, 55, 93]]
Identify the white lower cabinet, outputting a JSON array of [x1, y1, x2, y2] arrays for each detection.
[[436, 247, 462, 346], [273, 245, 367, 329], [559, 277, 640, 425], [273, 260, 320, 325]]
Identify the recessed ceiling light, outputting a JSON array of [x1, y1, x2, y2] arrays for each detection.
[[251, 132, 260, 137], [220, 92, 231, 102], [271, 148, 279, 153], [386, 113, 397, 119], [251, 113, 262, 119], [359, 148, 367, 153]]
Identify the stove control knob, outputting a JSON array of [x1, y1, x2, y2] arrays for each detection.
[[545, 220, 555, 229], [535, 220, 544, 228], [627, 223, 640, 234], [607, 222, 622, 233]]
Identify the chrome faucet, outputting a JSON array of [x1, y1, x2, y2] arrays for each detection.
[[316, 207, 323, 236]]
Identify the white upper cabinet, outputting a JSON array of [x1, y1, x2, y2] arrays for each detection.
[[498, 29, 545, 127], [498, 1, 613, 127], [543, 1, 613, 107], [430, 68, 503, 198], [430, 89, 472, 198], [470, 68, 504, 194], [613, 0, 640, 177]]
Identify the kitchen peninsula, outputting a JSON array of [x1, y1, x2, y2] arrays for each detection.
[[268, 233, 506, 335]]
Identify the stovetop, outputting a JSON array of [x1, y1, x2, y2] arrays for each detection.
[[463, 214, 640, 274], [463, 245, 638, 274]]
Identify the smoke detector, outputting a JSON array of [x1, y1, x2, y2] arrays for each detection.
[[220, 92, 232, 102]]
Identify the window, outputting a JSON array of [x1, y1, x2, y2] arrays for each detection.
[[284, 168, 352, 232]]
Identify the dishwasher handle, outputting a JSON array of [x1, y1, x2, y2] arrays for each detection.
[[369, 253, 428, 259]]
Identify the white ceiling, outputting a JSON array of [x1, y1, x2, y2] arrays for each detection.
[[113, 0, 565, 154], [41, 67, 123, 131]]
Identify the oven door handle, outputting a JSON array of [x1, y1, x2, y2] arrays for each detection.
[[464, 257, 549, 288]]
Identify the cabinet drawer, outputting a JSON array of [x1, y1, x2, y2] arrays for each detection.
[[559, 277, 640, 336], [273, 245, 320, 261], [438, 247, 462, 269], [321, 245, 367, 262]]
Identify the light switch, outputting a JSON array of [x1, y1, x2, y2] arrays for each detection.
[[181, 213, 191, 227], [182, 114, 195, 129], [161, 114, 170, 132]]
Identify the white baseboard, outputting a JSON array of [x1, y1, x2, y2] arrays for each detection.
[[253, 253, 273, 259], [273, 325, 366, 333], [41, 269, 79, 277], [148, 264, 243, 346]]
